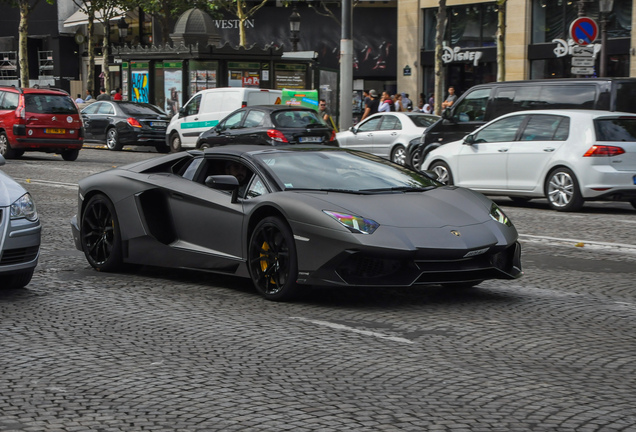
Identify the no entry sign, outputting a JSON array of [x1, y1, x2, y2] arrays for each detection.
[[569, 17, 599, 45]]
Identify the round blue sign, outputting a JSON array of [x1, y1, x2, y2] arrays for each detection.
[[569, 17, 599, 45]]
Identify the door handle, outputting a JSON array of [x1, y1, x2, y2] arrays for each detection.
[[543, 148, 556, 152], [498, 148, 509, 152]]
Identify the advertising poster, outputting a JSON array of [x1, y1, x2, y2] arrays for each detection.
[[131, 71, 149, 103], [164, 69, 182, 117], [281, 89, 319, 110]]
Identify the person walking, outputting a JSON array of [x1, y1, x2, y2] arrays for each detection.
[[96, 87, 111, 101], [84, 90, 93, 101], [378, 91, 394, 112], [318, 99, 336, 130], [113, 87, 123, 101], [361, 89, 380, 121], [74, 94, 84, 104]]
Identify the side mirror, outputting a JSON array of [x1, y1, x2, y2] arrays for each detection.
[[205, 175, 240, 203], [463, 134, 475, 145], [178, 107, 185, 118], [349, 126, 357, 134]]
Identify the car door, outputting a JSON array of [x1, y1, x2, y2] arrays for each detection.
[[240, 109, 267, 145], [202, 110, 246, 147], [80, 102, 102, 140], [456, 114, 526, 190], [349, 116, 382, 153], [178, 94, 203, 147], [373, 115, 401, 158], [84, 102, 114, 141], [506, 114, 569, 191]]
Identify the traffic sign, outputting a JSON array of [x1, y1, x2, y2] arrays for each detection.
[[571, 57, 595, 67], [569, 17, 599, 45]]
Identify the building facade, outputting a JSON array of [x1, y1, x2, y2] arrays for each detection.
[[398, 0, 636, 104]]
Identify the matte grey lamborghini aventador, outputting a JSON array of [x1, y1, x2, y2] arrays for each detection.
[[70, 145, 522, 301]]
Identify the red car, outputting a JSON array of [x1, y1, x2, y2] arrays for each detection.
[[0, 86, 83, 161]]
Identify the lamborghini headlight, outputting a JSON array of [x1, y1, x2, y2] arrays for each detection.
[[489, 203, 512, 227], [11, 193, 38, 222], [323, 210, 379, 234]]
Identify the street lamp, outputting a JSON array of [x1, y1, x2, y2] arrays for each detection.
[[289, 7, 301, 52], [117, 17, 129, 43], [599, 0, 614, 77]]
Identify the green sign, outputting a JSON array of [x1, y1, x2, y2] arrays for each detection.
[[164, 61, 183, 69], [281, 89, 319, 110], [228, 62, 261, 69]]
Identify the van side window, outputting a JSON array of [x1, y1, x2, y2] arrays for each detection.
[[538, 85, 596, 110], [520, 115, 569, 141], [614, 82, 636, 113], [184, 94, 202, 116], [452, 88, 490, 123]]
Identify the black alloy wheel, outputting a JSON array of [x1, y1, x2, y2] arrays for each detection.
[[81, 194, 124, 271], [248, 216, 299, 301]]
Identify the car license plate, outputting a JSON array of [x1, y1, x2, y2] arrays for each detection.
[[45, 128, 65, 134], [299, 136, 323, 143], [151, 122, 166, 128]]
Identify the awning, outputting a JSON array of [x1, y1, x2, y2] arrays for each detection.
[[63, 7, 127, 27]]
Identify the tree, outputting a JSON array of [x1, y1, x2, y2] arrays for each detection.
[[92, 0, 126, 93], [135, 0, 216, 45], [434, 0, 447, 115], [496, 0, 506, 82], [303, 0, 361, 25], [210, 0, 268, 47], [2, 0, 52, 88], [71, 0, 97, 95]]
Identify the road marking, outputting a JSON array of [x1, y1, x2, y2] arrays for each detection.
[[16, 179, 78, 189], [290, 316, 414, 344], [519, 234, 636, 253]]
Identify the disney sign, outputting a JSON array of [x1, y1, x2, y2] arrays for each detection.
[[442, 46, 484, 67], [552, 38, 602, 60]]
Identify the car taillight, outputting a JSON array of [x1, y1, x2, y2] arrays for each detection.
[[15, 99, 25, 120], [583, 145, 625, 157], [127, 117, 142, 128], [267, 129, 288, 143], [330, 129, 336, 141]]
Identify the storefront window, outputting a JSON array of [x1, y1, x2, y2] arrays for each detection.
[[423, 4, 498, 49], [532, 0, 632, 44], [189, 60, 219, 97]]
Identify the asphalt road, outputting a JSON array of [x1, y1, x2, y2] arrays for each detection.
[[1, 147, 636, 432]]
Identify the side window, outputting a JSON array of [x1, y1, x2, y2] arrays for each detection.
[[243, 110, 266, 128], [357, 117, 382, 132], [245, 176, 268, 199], [379, 115, 401, 130], [0, 91, 6, 110], [180, 157, 205, 181], [82, 103, 100, 114], [452, 88, 490, 123], [98, 103, 114, 115], [493, 88, 519, 118], [474, 115, 525, 143], [553, 118, 570, 141], [538, 85, 596, 110], [520, 115, 568, 141], [184, 94, 202, 116], [218, 111, 246, 131]]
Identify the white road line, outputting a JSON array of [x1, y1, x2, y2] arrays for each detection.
[[290, 316, 414, 344], [519, 233, 636, 253]]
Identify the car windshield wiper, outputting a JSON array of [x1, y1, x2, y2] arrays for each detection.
[[362, 186, 436, 193], [285, 187, 372, 194]]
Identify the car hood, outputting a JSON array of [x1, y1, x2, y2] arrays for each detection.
[[297, 186, 493, 228], [0, 170, 27, 207]]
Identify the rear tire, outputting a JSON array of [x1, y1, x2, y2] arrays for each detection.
[[81, 194, 124, 272], [169, 132, 182, 152], [106, 128, 123, 151], [0, 269, 35, 289], [61, 149, 80, 161], [248, 216, 299, 301], [545, 167, 583, 212], [429, 161, 454, 185], [0, 132, 20, 159]]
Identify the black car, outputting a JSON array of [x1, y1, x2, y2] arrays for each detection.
[[195, 105, 337, 149], [81, 101, 170, 152]]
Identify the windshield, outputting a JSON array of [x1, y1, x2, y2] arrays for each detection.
[[119, 103, 166, 116], [254, 149, 439, 192], [272, 110, 327, 128], [25, 94, 77, 115], [595, 117, 636, 141], [407, 114, 439, 128]]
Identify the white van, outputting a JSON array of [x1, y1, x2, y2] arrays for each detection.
[[166, 87, 282, 151]]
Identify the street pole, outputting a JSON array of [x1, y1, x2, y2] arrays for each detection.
[[339, 0, 353, 132]]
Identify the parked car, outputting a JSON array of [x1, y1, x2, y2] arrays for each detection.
[[70, 145, 522, 301], [195, 105, 337, 149], [0, 154, 41, 289], [337, 112, 439, 165], [0, 85, 83, 161], [408, 78, 636, 169], [422, 110, 636, 212], [81, 101, 171, 152], [166, 87, 282, 152]]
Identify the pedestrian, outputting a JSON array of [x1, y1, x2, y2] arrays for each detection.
[[96, 87, 111, 101], [378, 91, 394, 112], [402, 93, 413, 111], [113, 87, 122, 101], [441, 86, 457, 110], [318, 99, 336, 130], [84, 90, 93, 101], [422, 101, 433, 114], [361, 89, 380, 121], [74, 94, 84, 104], [394, 93, 404, 112]]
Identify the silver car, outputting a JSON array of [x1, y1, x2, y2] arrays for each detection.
[[0, 154, 41, 288]]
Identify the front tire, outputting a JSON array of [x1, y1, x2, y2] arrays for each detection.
[[169, 132, 182, 152], [391, 145, 406, 165], [409, 148, 422, 170], [0, 269, 35, 289], [81, 194, 124, 272], [429, 161, 454, 185], [106, 128, 123, 151], [545, 167, 583, 212], [248, 217, 299, 301]]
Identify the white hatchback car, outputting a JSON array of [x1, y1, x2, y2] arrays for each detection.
[[337, 112, 439, 165], [422, 110, 636, 212]]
